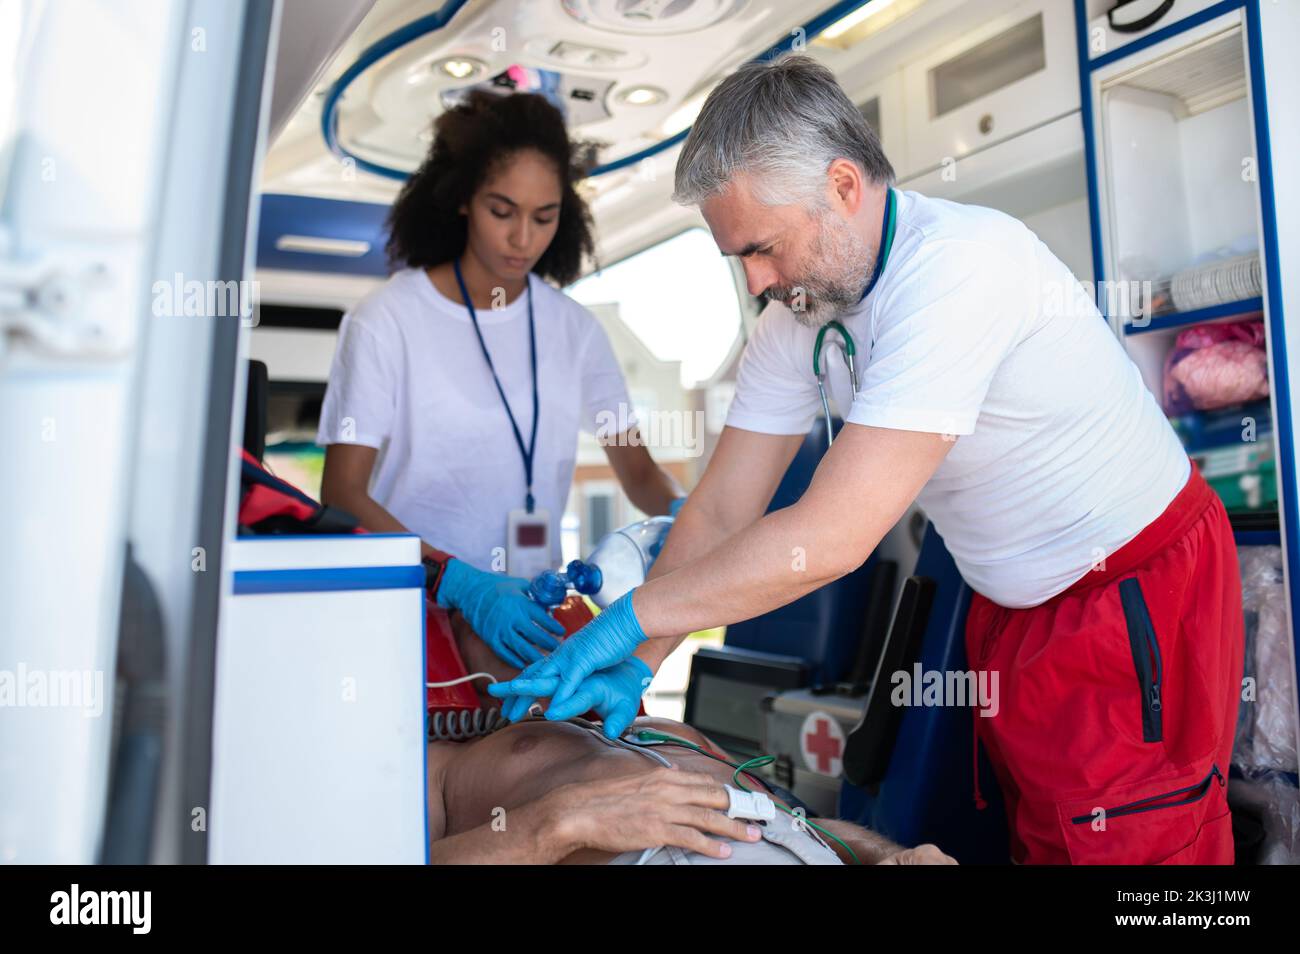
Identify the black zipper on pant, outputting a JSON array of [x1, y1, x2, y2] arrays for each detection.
[[1119, 577, 1163, 742], [1070, 764, 1224, 824]]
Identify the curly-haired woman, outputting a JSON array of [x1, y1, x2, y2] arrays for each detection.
[[316, 91, 683, 669]]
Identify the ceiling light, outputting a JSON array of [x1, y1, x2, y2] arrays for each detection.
[[275, 235, 371, 257], [434, 57, 485, 81], [617, 85, 666, 106]]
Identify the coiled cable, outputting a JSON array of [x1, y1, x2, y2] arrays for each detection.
[[427, 671, 509, 741], [428, 706, 509, 741]]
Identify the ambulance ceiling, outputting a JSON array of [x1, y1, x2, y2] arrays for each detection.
[[258, 0, 961, 275], [261, 0, 932, 205]]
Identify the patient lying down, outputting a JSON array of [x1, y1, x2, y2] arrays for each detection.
[[427, 616, 957, 865]]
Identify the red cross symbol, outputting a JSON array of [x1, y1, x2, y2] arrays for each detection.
[[804, 717, 843, 774]]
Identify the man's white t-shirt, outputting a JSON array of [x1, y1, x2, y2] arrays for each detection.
[[316, 267, 635, 572], [726, 189, 1190, 609]]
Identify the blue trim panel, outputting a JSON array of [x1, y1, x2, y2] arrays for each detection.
[[591, 128, 689, 177], [1245, 0, 1300, 694], [320, 0, 892, 181], [1123, 296, 1265, 335], [257, 193, 393, 277], [1073, 0, 1107, 298], [320, 0, 472, 181], [232, 564, 425, 595], [1235, 530, 1281, 547], [1088, 0, 1245, 72], [757, 0, 894, 60]]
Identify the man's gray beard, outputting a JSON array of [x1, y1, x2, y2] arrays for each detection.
[[770, 213, 876, 329]]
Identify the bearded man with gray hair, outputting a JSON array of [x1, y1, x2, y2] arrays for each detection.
[[490, 54, 1244, 867]]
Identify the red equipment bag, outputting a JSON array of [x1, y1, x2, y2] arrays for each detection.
[[236, 448, 364, 536]]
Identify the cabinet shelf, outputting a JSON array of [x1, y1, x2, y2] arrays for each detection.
[[1123, 296, 1264, 335], [1108, 23, 1247, 117]]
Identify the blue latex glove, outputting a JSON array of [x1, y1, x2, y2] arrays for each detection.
[[486, 659, 654, 737], [486, 590, 647, 716], [435, 558, 564, 669], [520, 659, 654, 739]]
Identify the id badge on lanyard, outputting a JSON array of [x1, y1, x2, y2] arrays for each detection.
[[506, 507, 552, 578], [454, 260, 554, 577]]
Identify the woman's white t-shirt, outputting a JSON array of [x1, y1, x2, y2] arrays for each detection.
[[316, 267, 635, 572], [726, 189, 1190, 609]]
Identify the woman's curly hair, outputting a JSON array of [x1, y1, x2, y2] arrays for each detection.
[[385, 91, 596, 286]]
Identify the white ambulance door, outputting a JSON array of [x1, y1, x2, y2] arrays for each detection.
[[0, 0, 279, 863]]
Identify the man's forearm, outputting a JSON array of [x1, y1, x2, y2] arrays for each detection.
[[634, 495, 756, 668], [647, 495, 744, 582], [428, 799, 574, 864], [633, 425, 948, 650], [633, 495, 879, 644], [814, 818, 904, 865]]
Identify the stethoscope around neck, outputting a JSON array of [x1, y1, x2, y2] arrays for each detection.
[[809, 187, 896, 451], [813, 320, 858, 450]]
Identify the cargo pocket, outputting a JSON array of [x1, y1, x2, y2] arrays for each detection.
[[1118, 577, 1163, 743], [1057, 763, 1227, 864], [1153, 807, 1234, 865]]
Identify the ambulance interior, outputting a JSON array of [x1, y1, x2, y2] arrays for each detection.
[[4, 0, 1298, 864]]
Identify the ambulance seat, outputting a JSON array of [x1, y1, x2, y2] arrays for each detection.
[[721, 420, 878, 685], [836, 523, 1011, 863]]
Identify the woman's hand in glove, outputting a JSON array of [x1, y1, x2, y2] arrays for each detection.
[[435, 558, 564, 668]]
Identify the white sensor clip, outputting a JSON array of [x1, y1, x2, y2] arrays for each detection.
[[724, 785, 776, 822]]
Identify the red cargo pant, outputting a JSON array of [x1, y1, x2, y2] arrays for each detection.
[[966, 461, 1244, 864]]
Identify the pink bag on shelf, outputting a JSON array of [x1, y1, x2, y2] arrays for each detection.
[[1162, 319, 1268, 414]]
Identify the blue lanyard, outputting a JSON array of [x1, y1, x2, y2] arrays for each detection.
[[857, 187, 896, 304], [453, 258, 539, 513]]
